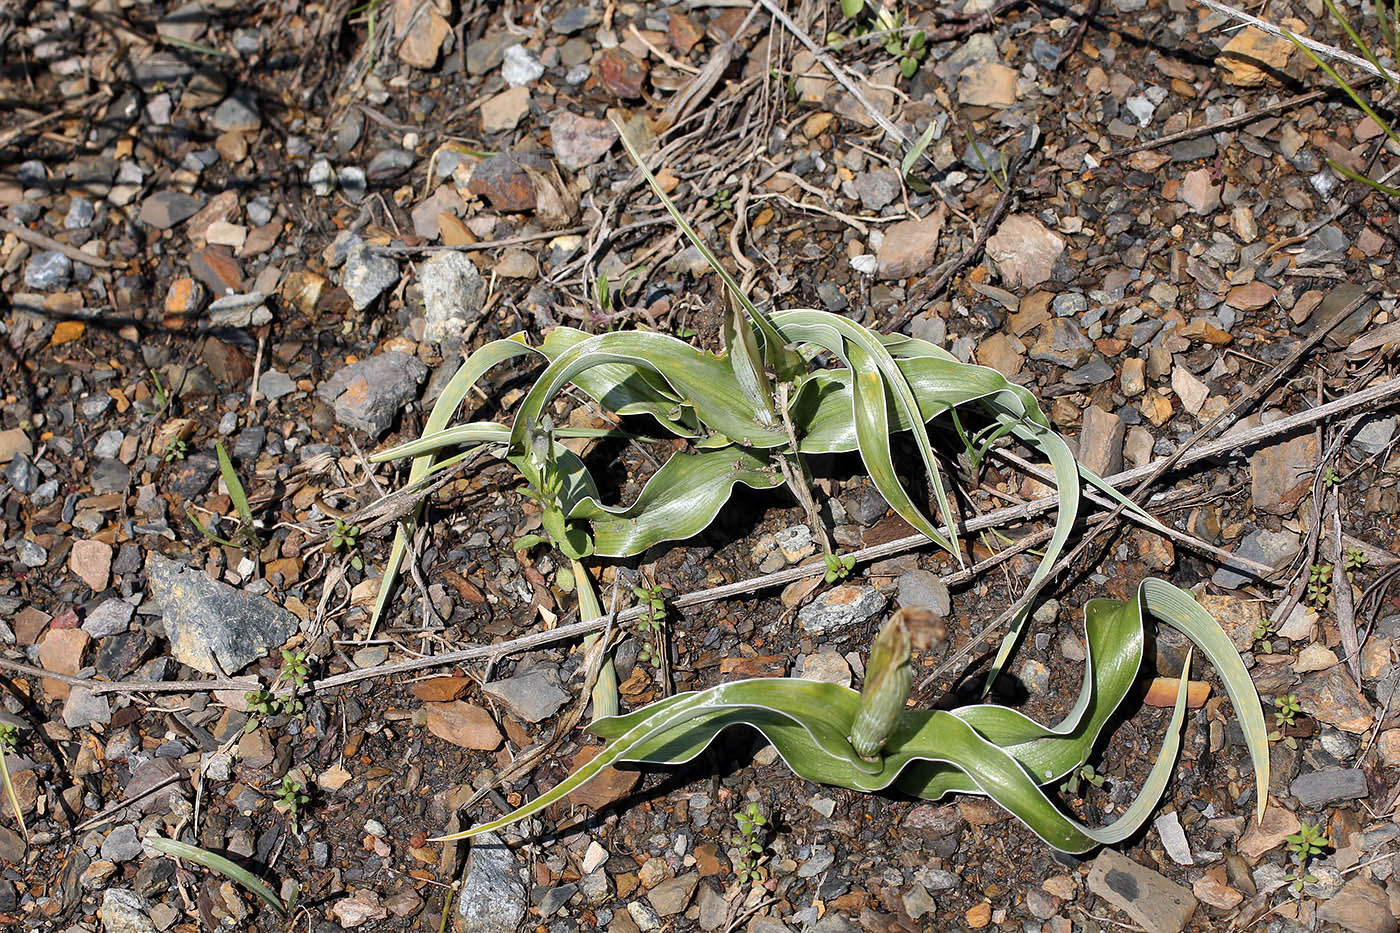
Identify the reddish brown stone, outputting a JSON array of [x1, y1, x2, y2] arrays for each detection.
[[189, 245, 244, 296], [466, 153, 537, 212], [562, 743, 640, 811], [597, 47, 647, 99], [410, 676, 471, 702], [668, 11, 704, 53], [199, 337, 252, 387]]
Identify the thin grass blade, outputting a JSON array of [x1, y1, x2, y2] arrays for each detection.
[[146, 836, 288, 917]]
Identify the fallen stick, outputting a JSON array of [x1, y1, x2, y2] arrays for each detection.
[[0, 216, 115, 269]]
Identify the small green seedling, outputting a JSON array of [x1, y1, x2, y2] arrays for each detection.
[[833, 0, 927, 78], [1268, 694, 1303, 749], [823, 552, 856, 583], [150, 370, 170, 410], [0, 724, 27, 843], [1060, 762, 1106, 796], [275, 776, 310, 834], [163, 437, 188, 462], [1252, 616, 1278, 654], [1321, 465, 1340, 489], [329, 519, 363, 570], [732, 801, 768, 885], [243, 650, 311, 732], [1345, 546, 1368, 582], [1306, 563, 1332, 609], [634, 584, 668, 668], [1285, 822, 1331, 894], [188, 442, 261, 551]]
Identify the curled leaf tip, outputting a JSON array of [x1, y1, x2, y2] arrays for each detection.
[[849, 611, 914, 760]]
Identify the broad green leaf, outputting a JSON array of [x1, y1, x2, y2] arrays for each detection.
[[147, 836, 289, 916], [216, 441, 254, 529], [722, 291, 779, 428], [508, 331, 791, 453], [569, 447, 786, 556], [444, 579, 1266, 852]]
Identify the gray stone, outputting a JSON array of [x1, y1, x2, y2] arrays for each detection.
[[1029, 319, 1094, 368], [553, 6, 600, 34], [24, 250, 72, 290], [144, 552, 300, 676], [1290, 768, 1369, 808], [101, 825, 145, 862], [421, 252, 486, 345], [550, 111, 618, 170], [62, 686, 112, 728], [1087, 848, 1197, 933], [1317, 877, 1396, 933], [1154, 811, 1193, 865], [316, 351, 428, 436], [232, 425, 265, 462], [467, 32, 515, 74], [456, 832, 526, 933], [258, 370, 296, 401], [1065, 356, 1116, 386], [482, 669, 570, 723], [211, 88, 261, 133], [629, 902, 662, 931], [896, 569, 951, 616], [1212, 528, 1299, 589], [1018, 659, 1050, 695], [646, 872, 698, 916], [697, 883, 728, 931], [138, 191, 203, 229], [101, 888, 158, 933], [94, 429, 124, 459], [1352, 415, 1397, 457], [65, 196, 96, 229], [16, 539, 46, 568], [1052, 292, 1087, 317], [6, 454, 37, 493], [340, 242, 400, 310], [339, 166, 367, 202], [366, 148, 415, 183], [797, 584, 887, 634], [853, 167, 901, 211], [1079, 405, 1125, 477], [84, 598, 135, 637], [502, 45, 544, 86], [536, 883, 576, 916], [158, 2, 210, 43]]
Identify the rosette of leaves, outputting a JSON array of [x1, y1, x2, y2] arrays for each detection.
[[435, 580, 1269, 854], [368, 126, 1162, 693]]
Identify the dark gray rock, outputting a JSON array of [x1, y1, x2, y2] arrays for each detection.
[[138, 191, 203, 229], [366, 148, 415, 183], [1290, 768, 1369, 808], [165, 453, 216, 499], [144, 552, 300, 675], [1212, 528, 1299, 589], [457, 832, 527, 933], [340, 242, 400, 310], [101, 825, 145, 862], [64, 197, 96, 229], [6, 454, 38, 494], [62, 686, 112, 728], [316, 351, 428, 436], [24, 250, 72, 290], [83, 597, 135, 637], [853, 167, 900, 211], [211, 88, 261, 133], [257, 370, 296, 401], [483, 669, 570, 723]]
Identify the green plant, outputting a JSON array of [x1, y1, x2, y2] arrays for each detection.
[[1283, 0, 1400, 197], [329, 518, 363, 570], [634, 583, 668, 668], [964, 130, 1012, 192], [243, 649, 310, 733], [147, 835, 296, 917], [1060, 762, 1106, 796], [1321, 465, 1340, 489], [1268, 694, 1303, 749], [188, 441, 261, 551], [150, 370, 170, 410], [823, 552, 856, 583], [833, 0, 928, 78], [1307, 563, 1333, 609], [433, 580, 1269, 854], [163, 436, 188, 462], [369, 122, 1166, 700], [0, 724, 27, 843], [731, 801, 768, 885], [1345, 546, 1369, 581], [1252, 616, 1278, 654], [1285, 822, 1331, 893], [275, 775, 310, 834]]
